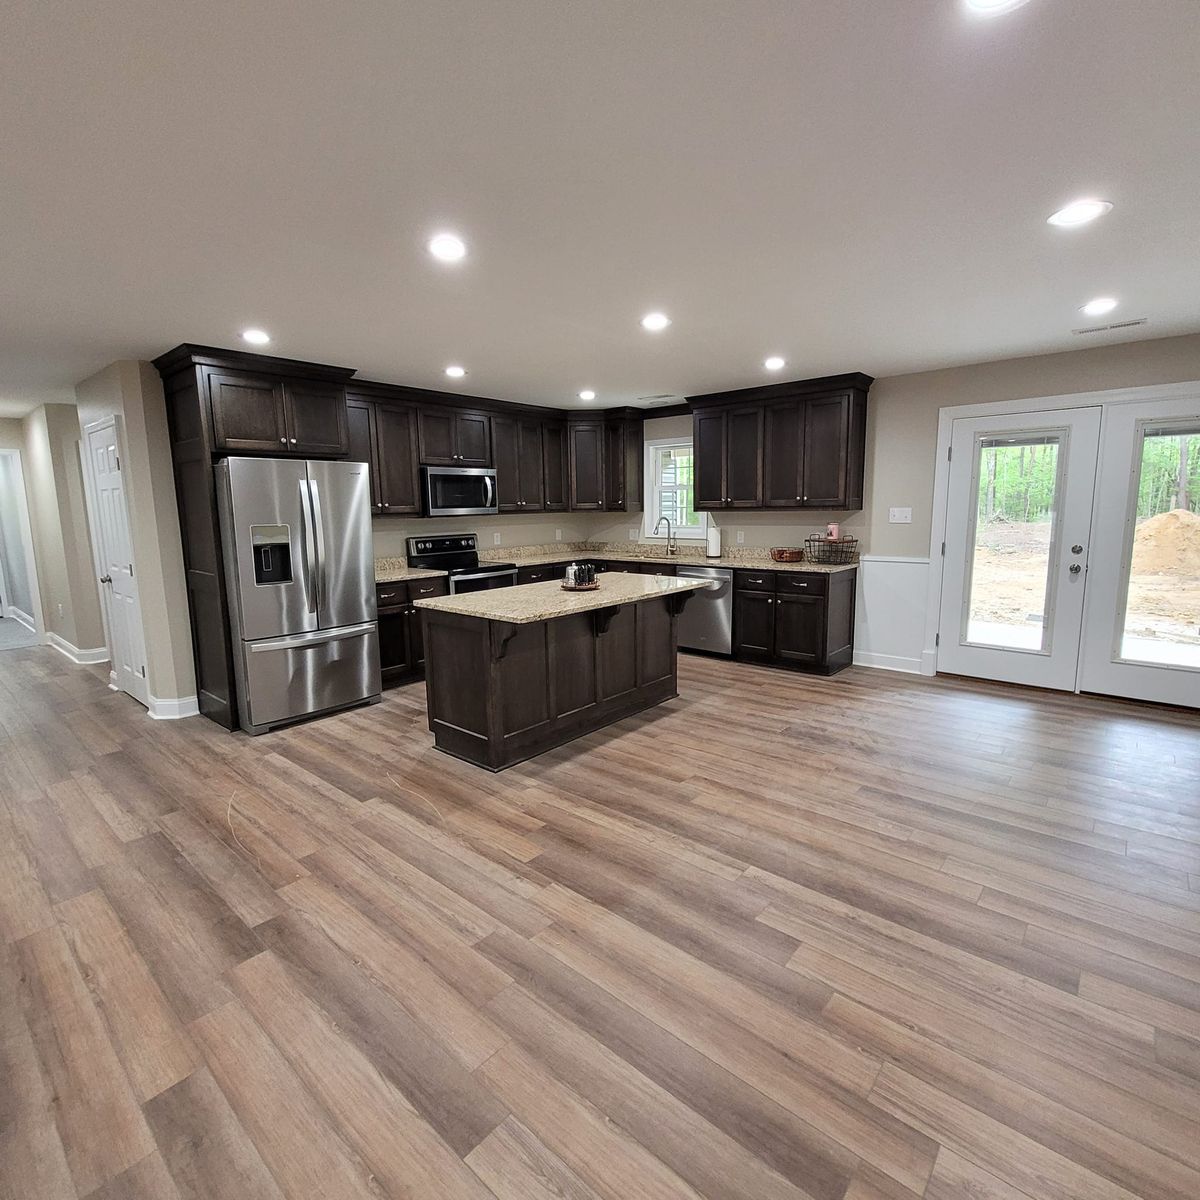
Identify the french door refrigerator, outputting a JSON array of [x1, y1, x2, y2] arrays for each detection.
[[215, 457, 380, 734]]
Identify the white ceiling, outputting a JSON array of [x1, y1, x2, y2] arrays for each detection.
[[2, 0, 1198, 416]]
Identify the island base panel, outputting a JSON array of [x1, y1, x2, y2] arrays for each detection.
[[422, 599, 682, 771]]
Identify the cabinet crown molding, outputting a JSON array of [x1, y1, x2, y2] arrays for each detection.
[[687, 371, 874, 408], [152, 343, 357, 382]]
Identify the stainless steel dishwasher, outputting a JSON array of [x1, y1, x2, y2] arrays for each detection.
[[675, 566, 733, 655]]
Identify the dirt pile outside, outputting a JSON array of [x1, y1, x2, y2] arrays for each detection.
[[1131, 508, 1200, 575]]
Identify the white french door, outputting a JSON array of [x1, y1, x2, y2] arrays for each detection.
[[937, 407, 1101, 690], [1078, 396, 1200, 707], [85, 421, 149, 706]]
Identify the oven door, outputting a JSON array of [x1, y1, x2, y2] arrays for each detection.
[[422, 467, 498, 517], [450, 568, 518, 595]]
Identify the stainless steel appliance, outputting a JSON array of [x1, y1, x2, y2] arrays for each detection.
[[676, 565, 733, 655], [216, 457, 381, 734], [406, 533, 516, 594], [421, 466, 498, 517]]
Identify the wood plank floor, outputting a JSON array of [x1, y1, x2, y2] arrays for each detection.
[[2, 646, 1199, 1200]]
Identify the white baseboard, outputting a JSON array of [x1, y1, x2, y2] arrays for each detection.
[[147, 693, 200, 720], [4, 605, 37, 632], [853, 650, 924, 674], [46, 631, 110, 665]]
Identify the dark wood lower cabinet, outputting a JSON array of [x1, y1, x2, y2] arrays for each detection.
[[732, 569, 856, 675], [376, 578, 448, 685], [421, 595, 691, 771]]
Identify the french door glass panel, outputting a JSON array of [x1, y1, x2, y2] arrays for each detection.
[[964, 434, 1063, 653]]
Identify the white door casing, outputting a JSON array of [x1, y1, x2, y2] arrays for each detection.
[[936, 407, 1101, 691], [85, 421, 149, 706]]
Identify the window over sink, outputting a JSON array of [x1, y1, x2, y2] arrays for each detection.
[[643, 438, 708, 541]]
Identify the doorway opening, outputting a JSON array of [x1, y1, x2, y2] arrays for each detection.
[[0, 448, 44, 651]]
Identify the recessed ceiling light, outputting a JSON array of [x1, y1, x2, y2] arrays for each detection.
[[428, 232, 467, 262], [641, 312, 671, 332], [241, 328, 271, 346], [444, 365, 466, 379], [1047, 199, 1113, 227], [764, 356, 786, 371], [578, 390, 596, 401], [963, 0, 1031, 15], [1081, 297, 1118, 317]]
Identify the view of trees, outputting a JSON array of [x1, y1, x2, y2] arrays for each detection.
[[976, 432, 1199, 524]]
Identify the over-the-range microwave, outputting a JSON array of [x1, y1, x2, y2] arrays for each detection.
[[421, 466, 499, 517]]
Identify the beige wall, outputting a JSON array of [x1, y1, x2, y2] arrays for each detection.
[[0, 405, 105, 649], [76, 362, 196, 702], [372, 512, 598, 558]]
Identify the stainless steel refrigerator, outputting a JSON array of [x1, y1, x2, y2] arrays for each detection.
[[215, 457, 380, 734]]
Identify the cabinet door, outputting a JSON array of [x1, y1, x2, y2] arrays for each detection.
[[802, 393, 850, 507], [377, 607, 413, 683], [375, 405, 421, 514], [725, 406, 763, 507], [346, 400, 380, 510], [733, 590, 775, 661], [492, 416, 520, 512], [693, 410, 727, 509], [455, 411, 492, 466], [774, 594, 825, 664], [568, 422, 605, 510], [207, 371, 287, 452], [283, 381, 349, 455], [542, 422, 568, 511], [518, 420, 545, 510], [603, 421, 626, 511], [763, 401, 802, 507], [418, 410, 456, 465]]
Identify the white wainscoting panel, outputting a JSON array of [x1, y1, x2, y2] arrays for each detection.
[[853, 556, 931, 674]]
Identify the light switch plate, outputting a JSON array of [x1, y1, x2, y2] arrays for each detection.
[[492, 532, 502, 545], [889, 507, 913, 524], [629, 529, 638, 540], [736, 529, 745, 544]]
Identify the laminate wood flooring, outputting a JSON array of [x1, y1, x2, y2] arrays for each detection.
[[2, 645, 1199, 1199]]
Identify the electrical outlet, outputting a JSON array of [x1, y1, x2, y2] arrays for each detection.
[[492, 532, 501, 545], [57, 602, 64, 617], [629, 529, 638, 540], [736, 530, 745, 545], [555, 528, 562, 541], [889, 507, 913, 524]]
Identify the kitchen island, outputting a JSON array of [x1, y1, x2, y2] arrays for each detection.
[[414, 574, 708, 770]]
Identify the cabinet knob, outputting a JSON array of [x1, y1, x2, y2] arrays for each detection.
[[280, 437, 287, 444], [803, 495, 808, 502], [290, 437, 297, 444], [382, 502, 390, 508]]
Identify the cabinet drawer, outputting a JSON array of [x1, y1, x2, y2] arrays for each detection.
[[517, 564, 566, 585], [776, 572, 827, 597], [409, 577, 449, 600], [376, 582, 408, 609], [734, 569, 776, 592]]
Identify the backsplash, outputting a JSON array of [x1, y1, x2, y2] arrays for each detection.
[[587, 509, 868, 554], [371, 512, 598, 558]]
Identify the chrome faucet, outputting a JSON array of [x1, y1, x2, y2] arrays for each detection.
[[653, 516, 678, 555]]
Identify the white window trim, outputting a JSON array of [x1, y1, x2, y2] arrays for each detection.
[[642, 436, 709, 541]]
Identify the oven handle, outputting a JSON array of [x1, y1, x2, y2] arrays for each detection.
[[484, 475, 495, 509], [450, 568, 517, 593]]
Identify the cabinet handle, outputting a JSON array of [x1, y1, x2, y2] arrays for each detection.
[[290, 437, 297, 444], [803, 495, 808, 501], [379, 591, 398, 600], [279, 437, 287, 444], [382, 502, 390, 508]]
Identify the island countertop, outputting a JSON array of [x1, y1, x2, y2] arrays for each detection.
[[413, 573, 709, 625]]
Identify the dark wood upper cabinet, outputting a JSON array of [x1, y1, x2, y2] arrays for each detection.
[[492, 416, 520, 511], [568, 420, 605, 510], [418, 408, 492, 466], [345, 398, 380, 510], [602, 412, 644, 512], [689, 373, 871, 512], [207, 371, 287, 452], [517, 420, 545, 511], [375, 404, 421, 514], [694, 406, 763, 509], [542, 422, 568, 511], [282, 380, 349, 455]]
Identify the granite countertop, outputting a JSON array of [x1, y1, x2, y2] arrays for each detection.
[[479, 546, 858, 575], [374, 557, 448, 584], [413, 573, 710, 625]]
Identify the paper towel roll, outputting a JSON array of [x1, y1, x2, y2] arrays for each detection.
[[706, 525, 721, 558]]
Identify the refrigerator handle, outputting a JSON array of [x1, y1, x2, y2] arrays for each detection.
[[299, 479, 318, 614], [309, 477, 327, 615]]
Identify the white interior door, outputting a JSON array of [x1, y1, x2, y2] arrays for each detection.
[[86, 423, 149, 706], [1078, 395, 1200, 707], [937, 407, 1101, 690]]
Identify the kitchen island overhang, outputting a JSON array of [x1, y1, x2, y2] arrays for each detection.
[[414, 574, 708, 771]]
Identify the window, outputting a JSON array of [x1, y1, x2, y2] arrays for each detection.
[[643, 438, 707, 540]]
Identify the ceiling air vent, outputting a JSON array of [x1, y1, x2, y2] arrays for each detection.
[[637, 393, 683, 405], [1072, 317, 1148, 336]]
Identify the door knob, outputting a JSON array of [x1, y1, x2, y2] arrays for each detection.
[[1069, 563, 1082, 575], [99, 574, 112, 585], [1071, 544, 1083, 555]]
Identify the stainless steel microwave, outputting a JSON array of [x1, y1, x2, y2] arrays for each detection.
[[421, 466, 498, 517]]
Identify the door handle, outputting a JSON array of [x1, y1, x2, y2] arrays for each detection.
[[99, 574, 112, 585], [1069, 563, 1082, 575], [299, 480, 318, 613], [309, 479, 327, 613]]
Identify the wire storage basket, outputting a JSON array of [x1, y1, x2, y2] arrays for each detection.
[[804, 534, 859, 564]]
